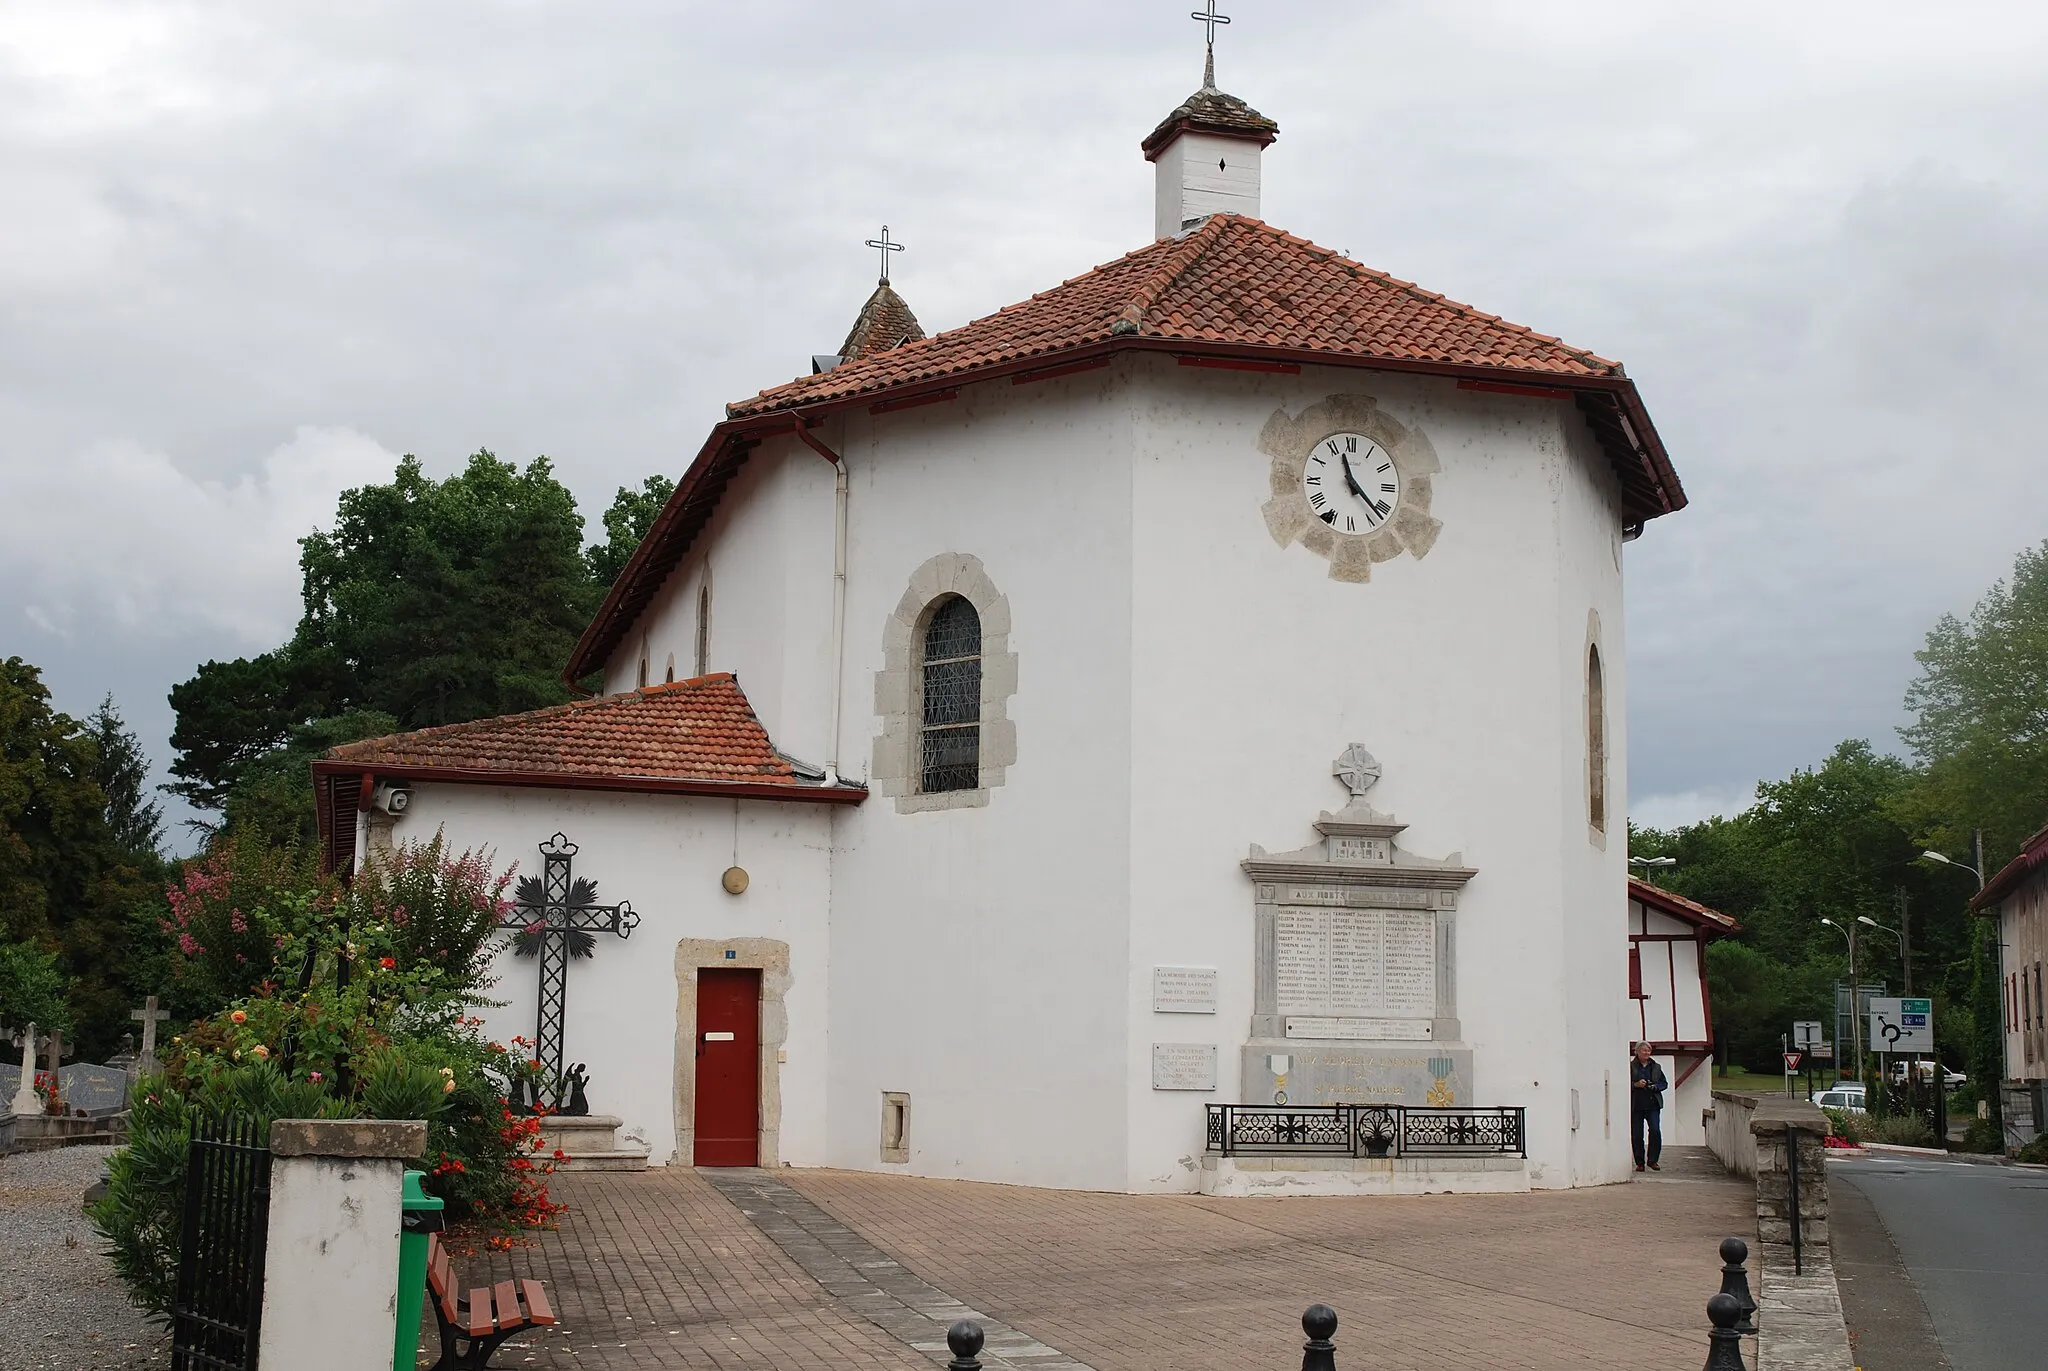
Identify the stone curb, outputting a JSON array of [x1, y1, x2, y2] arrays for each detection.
[[1858, 1142, 1947, 1158]]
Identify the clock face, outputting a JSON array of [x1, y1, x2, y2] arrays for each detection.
[[1301, 432, 1400, 536]]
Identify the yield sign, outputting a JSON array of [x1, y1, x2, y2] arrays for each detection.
[[1783, 1051, 1803, 1072]]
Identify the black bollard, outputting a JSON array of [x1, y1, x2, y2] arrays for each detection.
[[1702, 1293, 1745, 1371], [1300, 1304, 1338, 1371], [1716, 1236, 1758, 1336], [946, 1320, 984, 1371]]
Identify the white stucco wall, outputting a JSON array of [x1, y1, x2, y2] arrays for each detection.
[[375, 784, 835, 1167], [1153, 132, 1263, 238], [258, 1153, 404, 1370], [1121, 357, 1631, 1190]]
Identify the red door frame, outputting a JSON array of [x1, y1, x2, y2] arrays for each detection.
[[693, 967, 761, 1166]]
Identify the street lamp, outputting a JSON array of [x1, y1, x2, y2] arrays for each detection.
[[1858, 915, 1908, 994], [1629, 856, 1678, 868], [1920, 849, 1985, 891], [1820, 917, 1865, 1080]]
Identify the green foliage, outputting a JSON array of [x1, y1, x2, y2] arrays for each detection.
[[357, 1044, 454, 1123], [363, 831, 512, 993], [586, 474, 675, 586], [1960, 1114, 2004, 1154], [87, 695, 164, 860], [1863, 1113, 1938, 1148], [2016, 1132, 2048, 1164], [0, 659, 161, 1056], [159, 837, 332, 1014], [1901, 539, 2048, 862], [0, 935, 71, 1030], [1821, 1107, 1861, 1144]]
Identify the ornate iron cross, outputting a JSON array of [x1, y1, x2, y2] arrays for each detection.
[[1190, 0, 1231, 86], [864, 225, 905, 285], [501, 833, 639, 1108]]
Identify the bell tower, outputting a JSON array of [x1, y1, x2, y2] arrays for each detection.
[[1142, 3, 1278, 238]]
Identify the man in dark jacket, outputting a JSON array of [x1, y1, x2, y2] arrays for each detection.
[[1630, 1041, 1668, 1171]]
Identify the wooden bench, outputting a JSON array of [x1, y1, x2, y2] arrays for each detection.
[[424, 1232, 556, 1368]]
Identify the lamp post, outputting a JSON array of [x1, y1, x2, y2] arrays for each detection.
[[1858, 916, 1905, 994], [1921, 835, 1998, 1090], [1820, 917, 1862, 1081]]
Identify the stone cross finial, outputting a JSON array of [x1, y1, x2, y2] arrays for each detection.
[[9, 1023, 40, 1117], [130, 995, 169, 1076], [1333, 744, 1381, 799]]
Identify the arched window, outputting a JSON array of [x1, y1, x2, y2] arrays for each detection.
[[694, 582, 712, 677], [1587, 644, 1607, 833], [919, 595, 982, 793]]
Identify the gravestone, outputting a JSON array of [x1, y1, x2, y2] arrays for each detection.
[[58, 1063, 130, 1117], [130, 996, 169, 1077], [8, 1024, 41, 1116], [1238, 747, 1479, 1108]]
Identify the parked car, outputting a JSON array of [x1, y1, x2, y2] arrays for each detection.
[[1886, 1060, 1966, 1089], [1813, 1083, 1867, 1114]]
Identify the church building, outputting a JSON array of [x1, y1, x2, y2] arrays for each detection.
[[315, 53, 1686, 1193]]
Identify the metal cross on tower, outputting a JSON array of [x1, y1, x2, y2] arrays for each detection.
[[501, 833, 639, 1109], [864, 225, 905, 285], [1190, 0, 1231, 88]]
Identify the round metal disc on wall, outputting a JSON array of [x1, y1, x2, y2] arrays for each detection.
[[721, 866, 749, 896]]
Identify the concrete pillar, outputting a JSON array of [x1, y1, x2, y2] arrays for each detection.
[[257, 1118, 427, 1371]]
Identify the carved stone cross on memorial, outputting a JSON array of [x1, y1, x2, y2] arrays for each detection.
[[129, 995, 169, 1078], [500, 833, 639, 1111], [9, 1023, 41, 1117], [1239, 746, 1479, 1110]]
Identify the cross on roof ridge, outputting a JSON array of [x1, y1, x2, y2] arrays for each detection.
[[1190, 1, 1231, 89], [864, 225, 906, 285]]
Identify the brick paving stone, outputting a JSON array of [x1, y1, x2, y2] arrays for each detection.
[[781, 1146, 1753, 1371]]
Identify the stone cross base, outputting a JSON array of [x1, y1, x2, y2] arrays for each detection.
[[538, 1114, 650, 1171]]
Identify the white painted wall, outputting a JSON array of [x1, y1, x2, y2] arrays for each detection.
[[377, 784, 835, 1167], [1153, 131, 1264, 238], [1120, 356, 1631, 1190], [258, 1153, 404, 1370]]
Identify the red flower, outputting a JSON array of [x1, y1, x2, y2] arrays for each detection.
[[378, 957, 396, 970]]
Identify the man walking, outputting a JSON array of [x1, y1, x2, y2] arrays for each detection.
[[1630, 1041, 1668, 1172]]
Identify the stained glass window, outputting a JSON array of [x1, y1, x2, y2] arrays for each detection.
[[920, 596, 981, 793]]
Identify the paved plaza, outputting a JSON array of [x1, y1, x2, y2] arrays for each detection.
[[445, 1147, 1750, 1371]]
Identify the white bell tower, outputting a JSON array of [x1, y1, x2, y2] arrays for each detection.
[[1142, 5, 1279, 238]]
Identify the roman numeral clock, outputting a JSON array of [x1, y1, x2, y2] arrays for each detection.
[[1258, 395, 1443, 582]]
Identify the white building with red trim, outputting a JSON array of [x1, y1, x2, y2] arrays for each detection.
[[312, 62, 1689, 1192], [1626, 878, 1739, 1146]]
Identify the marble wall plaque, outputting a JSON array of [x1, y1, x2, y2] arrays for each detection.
[[1272, 907, 1436, 1020], [1152, 966, 1219, 1014], [1285, 1017, 1432, 1041], [1151, 1043, 1218, 1091]]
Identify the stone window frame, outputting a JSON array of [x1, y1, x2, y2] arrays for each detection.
[[872, 553, 1017, 813]]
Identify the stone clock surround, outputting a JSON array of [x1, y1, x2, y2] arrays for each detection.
[[1259, 393, 1444, 582], [871, 552, 1019, 813]]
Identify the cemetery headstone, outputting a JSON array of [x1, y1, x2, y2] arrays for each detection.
[[130, 995, 169, 1077], [9, 1024, 40, 1117], [58, 1063, 131, 1117]]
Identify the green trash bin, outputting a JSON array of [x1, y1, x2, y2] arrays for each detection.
[[396, 1169, 445, 1371]]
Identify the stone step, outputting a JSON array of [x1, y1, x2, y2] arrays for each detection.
[[555, 1149, 652, 1172]]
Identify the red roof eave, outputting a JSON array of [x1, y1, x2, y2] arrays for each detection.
[[309, 757, 867, 807], [565, 335, 1685, 687], [1972, 821, 2048, 913], [1629, 876, 1741, 938]]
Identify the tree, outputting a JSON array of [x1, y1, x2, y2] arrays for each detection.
[[1901, 539, 2048, 863], [586, 474, 675, 586], [0, 936, 70, 1031], [89, 695, 165, 860]]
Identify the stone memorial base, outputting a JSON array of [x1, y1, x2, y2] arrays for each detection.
[[1242, 1041, 1473, 1108], [1198, 1152, 1528, 1196], [538, 1114, 649, 1171], [2, 1110, 125, 1155]]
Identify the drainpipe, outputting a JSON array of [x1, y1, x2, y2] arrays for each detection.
[[789, 417, 849, 787]]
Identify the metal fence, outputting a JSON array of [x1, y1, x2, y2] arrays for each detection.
[[171, 1113, 272, 1371], [1206, 1103, 1527, 1159]]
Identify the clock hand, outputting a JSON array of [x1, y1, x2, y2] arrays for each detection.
[[1340, 452, 1372, 505]]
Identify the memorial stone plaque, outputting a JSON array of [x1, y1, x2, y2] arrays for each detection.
[[1151, 1043, 1218, 1091], [1273, 907, 1435, 1022], [1152, 966, 1219, 1014]]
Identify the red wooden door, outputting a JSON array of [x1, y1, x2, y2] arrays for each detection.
[[693, 968, 761, 1166]]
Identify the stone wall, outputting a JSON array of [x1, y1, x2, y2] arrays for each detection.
[[1752, 1098, 1830, 1253], [1705, 1088, 1760, 1178]]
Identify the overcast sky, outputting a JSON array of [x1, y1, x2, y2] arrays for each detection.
[[4, 1, 2045, 844]]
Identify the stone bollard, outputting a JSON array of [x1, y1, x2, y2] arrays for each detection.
[[946, 1319, 984, 1371], [1716, 1236, 1757, 1336], [1702, 1293, 1745, 1371], [256, 1118, 426, 1371], [1301, 1304, 1338, 1371]]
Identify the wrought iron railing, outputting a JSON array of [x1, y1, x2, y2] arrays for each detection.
[[171, 1112, 272, 1371], [1205, 1103, 1527, 1158]]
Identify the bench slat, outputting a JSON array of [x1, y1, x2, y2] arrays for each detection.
[[493, 1279, 526, 1333], [520, 1278, 556, 1327], [467, 1286, 495, 1337]]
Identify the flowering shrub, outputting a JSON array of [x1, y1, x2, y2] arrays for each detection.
[[160, 838, 333, 1010], [34, 1071, 61, 1114], [355, 834, 514, 995]]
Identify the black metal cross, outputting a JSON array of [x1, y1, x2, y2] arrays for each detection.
[[501, 833, 639, 1109], [1190, 0, 1230, 86], [864, 225, 905, 285]]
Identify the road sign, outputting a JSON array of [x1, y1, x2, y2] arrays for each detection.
[[1792, 1021, 1823, 1047], [1783, 1051, 1803, 1072], [1810, 1042, 1835, 1060], [1869, 997, 1934, 1053]]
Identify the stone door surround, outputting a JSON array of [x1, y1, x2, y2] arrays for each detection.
[[673, 938, 790, 1168]]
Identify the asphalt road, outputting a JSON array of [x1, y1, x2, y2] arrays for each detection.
[[1831, 1153, 2048, 1371]]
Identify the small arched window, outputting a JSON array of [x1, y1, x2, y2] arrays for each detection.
[[919, 595, 982, 793], [1587, 643, 1607, 833]]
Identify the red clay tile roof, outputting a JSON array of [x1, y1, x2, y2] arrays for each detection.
[[1973, 820, 2048, 912], [1142, 85, 1279, 159], [730, 214, 1622, 419], [320, 674, 836, 793], [1630, 877, 1741, 937], [837, 281, 925, 362]]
